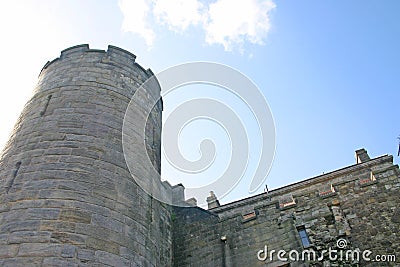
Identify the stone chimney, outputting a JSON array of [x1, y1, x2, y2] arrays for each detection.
[[207, 191, 220, 209], [172, 183, 186, 205], [185, 197, 198, 207], [355, 148, 370, 164]]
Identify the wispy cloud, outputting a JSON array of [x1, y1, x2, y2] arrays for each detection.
[[119, 0, 155, 46], [154, 0, 204, 32], [205, 0, 276, 51], [118, 0, 276, 51]]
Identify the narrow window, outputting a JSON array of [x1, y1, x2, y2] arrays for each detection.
[[297, 227, 311, 248], [40, 94, 52, 116]]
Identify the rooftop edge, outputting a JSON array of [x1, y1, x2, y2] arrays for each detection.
[[210, 152, 393, 212]]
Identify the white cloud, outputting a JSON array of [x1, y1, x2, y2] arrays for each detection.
[[153, 0, 204, 32], [119, 0, 155, 46], [118, 0, 276, 51], [204, 0, 276, 51]]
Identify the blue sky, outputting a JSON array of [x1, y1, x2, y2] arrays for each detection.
[[0, 1, 399, 205]]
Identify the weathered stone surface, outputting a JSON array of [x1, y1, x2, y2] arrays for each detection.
[[61, 244, 76, 258], [0, 244, 18, 257], [59, 209, 92, 224], [51, 232, 86, 245], [86, 237, 120, 255], [391, 207, 400, 223], [8, 230, 51, 244], [95, 250, 130, 266], [17, 243, 62, 257], [91, 213, 124, 233], [0, 220, 40, 233], [77, 248, 95, 261], [0, 45, 171, 267], [172, 153, 400, 266], [42, 257, 78, 267], [0, 258, 43, 267]]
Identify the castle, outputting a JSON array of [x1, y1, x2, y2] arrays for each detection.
[[0, 45, 398, 266]]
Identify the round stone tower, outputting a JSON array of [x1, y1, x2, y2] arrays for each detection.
[[0, 45, 171, 266]]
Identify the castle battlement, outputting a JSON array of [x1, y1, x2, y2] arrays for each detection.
[[209, 152, 394, 214], [42, 44, 153, 78]]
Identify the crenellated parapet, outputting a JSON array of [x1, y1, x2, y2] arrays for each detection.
[[37, 44, 159, 101], [42, 44, 152, 78]]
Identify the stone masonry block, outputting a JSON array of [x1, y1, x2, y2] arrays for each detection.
[[17, 243, 62, 257], [59, 209, 92, 224]]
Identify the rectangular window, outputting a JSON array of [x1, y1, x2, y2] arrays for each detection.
[[297, 227, 311, 248]]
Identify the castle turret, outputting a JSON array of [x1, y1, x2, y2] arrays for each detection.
[[0, 45, 171, 266]]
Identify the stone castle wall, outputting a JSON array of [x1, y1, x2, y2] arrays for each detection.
[[172, 150, 400, 266], [0, 44, 172, 266], [0, 44, 398, 267]]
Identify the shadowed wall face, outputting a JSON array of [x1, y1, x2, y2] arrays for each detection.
[[0, 45, 170, 266], [172, 154, 400, 267]]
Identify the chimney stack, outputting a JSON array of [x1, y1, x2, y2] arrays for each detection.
[[355, 148, 370, 164], [207, 191, 220, 209]]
